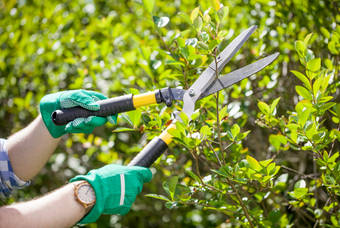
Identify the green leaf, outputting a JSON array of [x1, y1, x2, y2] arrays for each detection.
[[336, 104, 340, 116], [208, 39, 218, 50], [165, 59, 186, 66], [214, 12, 220, 24], [298, 108, 310, 127], [304, 33, 313, 45], [185, 38, 198, 47], [128, 108, 142, 128], [319, 102, 336, 112], [210, 0, 221, 12], [120, 114, 133, 127], [246, 155, 260, 171], [203, 14, 211, 24], [331, 215, 339, 226], [219, 166, 234, 178], [231, 124, 240, 139], [145, 194, 171, 202], [293, 188, 308, 199], [291, 70, 312, 91], [294, 180, 306, 189], [269, 134, 287, 151], [191, 110, 200, 120], [328, 41, 339, 55], [304, 49, 315, 63], [187, 170, 200, 182], [236, 130, 251, 141], [142, 0, 155, 15], [217, 6, 229, 21], [168, 128, 183, 139], [153, 16, 170, 28], [217, 30, 228, 38], [239, 159, 250, 168], [165, 201, 174, 209], [328, 152, 339, 163], [178, 12, 192, 25], [138, 61, 154, 78], [324, 59, 333, 71], [295, 40, 307, 58], [180, 112, 189, 125], [324, 202, 338, 212], [24, 91, 33, 109], [306, 58, 321, 79], [270, 97, 281, 114], [188, 54, 202, 61], [200, 125, 210, 139], [259, 159, 273, 167], [258, 101, 270, 114], [190, 7, 200, 22], [314, 209, 323, 218], [295, 85, 312, 100], [179, 46, 189, 60], [268, 209, 281, 225], [193, 16, 203, 32], [175, 121, 186, 136], [313, 77, 322, 98], [267, 163, 276, 174], [320, 27, 330, 38], [112, 127, 139, 132], [197, 41, 209, 51], [169, 176, 178, 200], [211, 169, 230, 178]]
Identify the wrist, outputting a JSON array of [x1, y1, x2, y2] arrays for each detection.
[[72, 181, 96, 215]]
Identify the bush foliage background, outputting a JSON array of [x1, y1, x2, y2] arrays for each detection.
[[0, 0, 339, 227]]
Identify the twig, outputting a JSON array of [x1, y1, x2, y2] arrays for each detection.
[[313, 197, 332, 228], [213, 48, 226, 166], [198, 202, 243, 215], [197, 153, 220, 169], [228, 180, 255, 228], [205, 140, 223, 167], [296, 209, 312, 228], [281, 165, 318, 179], [331, 0, 340, 15], [329, 123, 340, 157], [223, 142, 233, 151], [313, 157, 318, 208]]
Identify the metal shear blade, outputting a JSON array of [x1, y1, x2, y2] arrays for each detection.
[[180, 25, 259, 119]]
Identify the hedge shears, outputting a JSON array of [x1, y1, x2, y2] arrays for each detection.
[[52, 25, 279, 168]]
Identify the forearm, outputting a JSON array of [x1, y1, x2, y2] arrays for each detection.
[[7, 114, 62, 181], [0, 183, 87, 228]]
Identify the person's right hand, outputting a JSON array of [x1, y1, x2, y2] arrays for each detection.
[[39, 89, 117, 138], [70, 164, 152, 225]]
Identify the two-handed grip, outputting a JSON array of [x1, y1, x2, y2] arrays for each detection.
[[128, 124, 175, 168]]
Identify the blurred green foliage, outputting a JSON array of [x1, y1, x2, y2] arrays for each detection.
[[0, 0, 340, 227]]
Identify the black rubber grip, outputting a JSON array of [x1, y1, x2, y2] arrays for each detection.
[[52, 94, 135, 126], [128, 137, 168, 168]]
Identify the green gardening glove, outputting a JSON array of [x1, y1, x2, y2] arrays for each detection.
[[39, 89, 117, 138], [70, 164, 152, 225]]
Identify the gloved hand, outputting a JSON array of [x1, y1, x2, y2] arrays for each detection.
[[39, 90, 117, 138], [70, 164, 152, 225]]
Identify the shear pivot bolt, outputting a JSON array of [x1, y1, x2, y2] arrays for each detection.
[[188, 89, 196, 97]]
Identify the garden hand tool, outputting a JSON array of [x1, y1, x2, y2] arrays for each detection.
[[52, 25, 279, 168]]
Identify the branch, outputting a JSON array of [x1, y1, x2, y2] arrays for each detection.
[[228, 180, 255, 228], [205, 140, 223, 167]]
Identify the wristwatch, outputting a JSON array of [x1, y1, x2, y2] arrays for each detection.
[[74, 181, 96, 209]]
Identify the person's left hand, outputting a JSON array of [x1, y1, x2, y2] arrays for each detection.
[[70, 164, 152, 225]]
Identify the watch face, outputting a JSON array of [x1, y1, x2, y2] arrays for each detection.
[[78, 184, 96, 203]]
